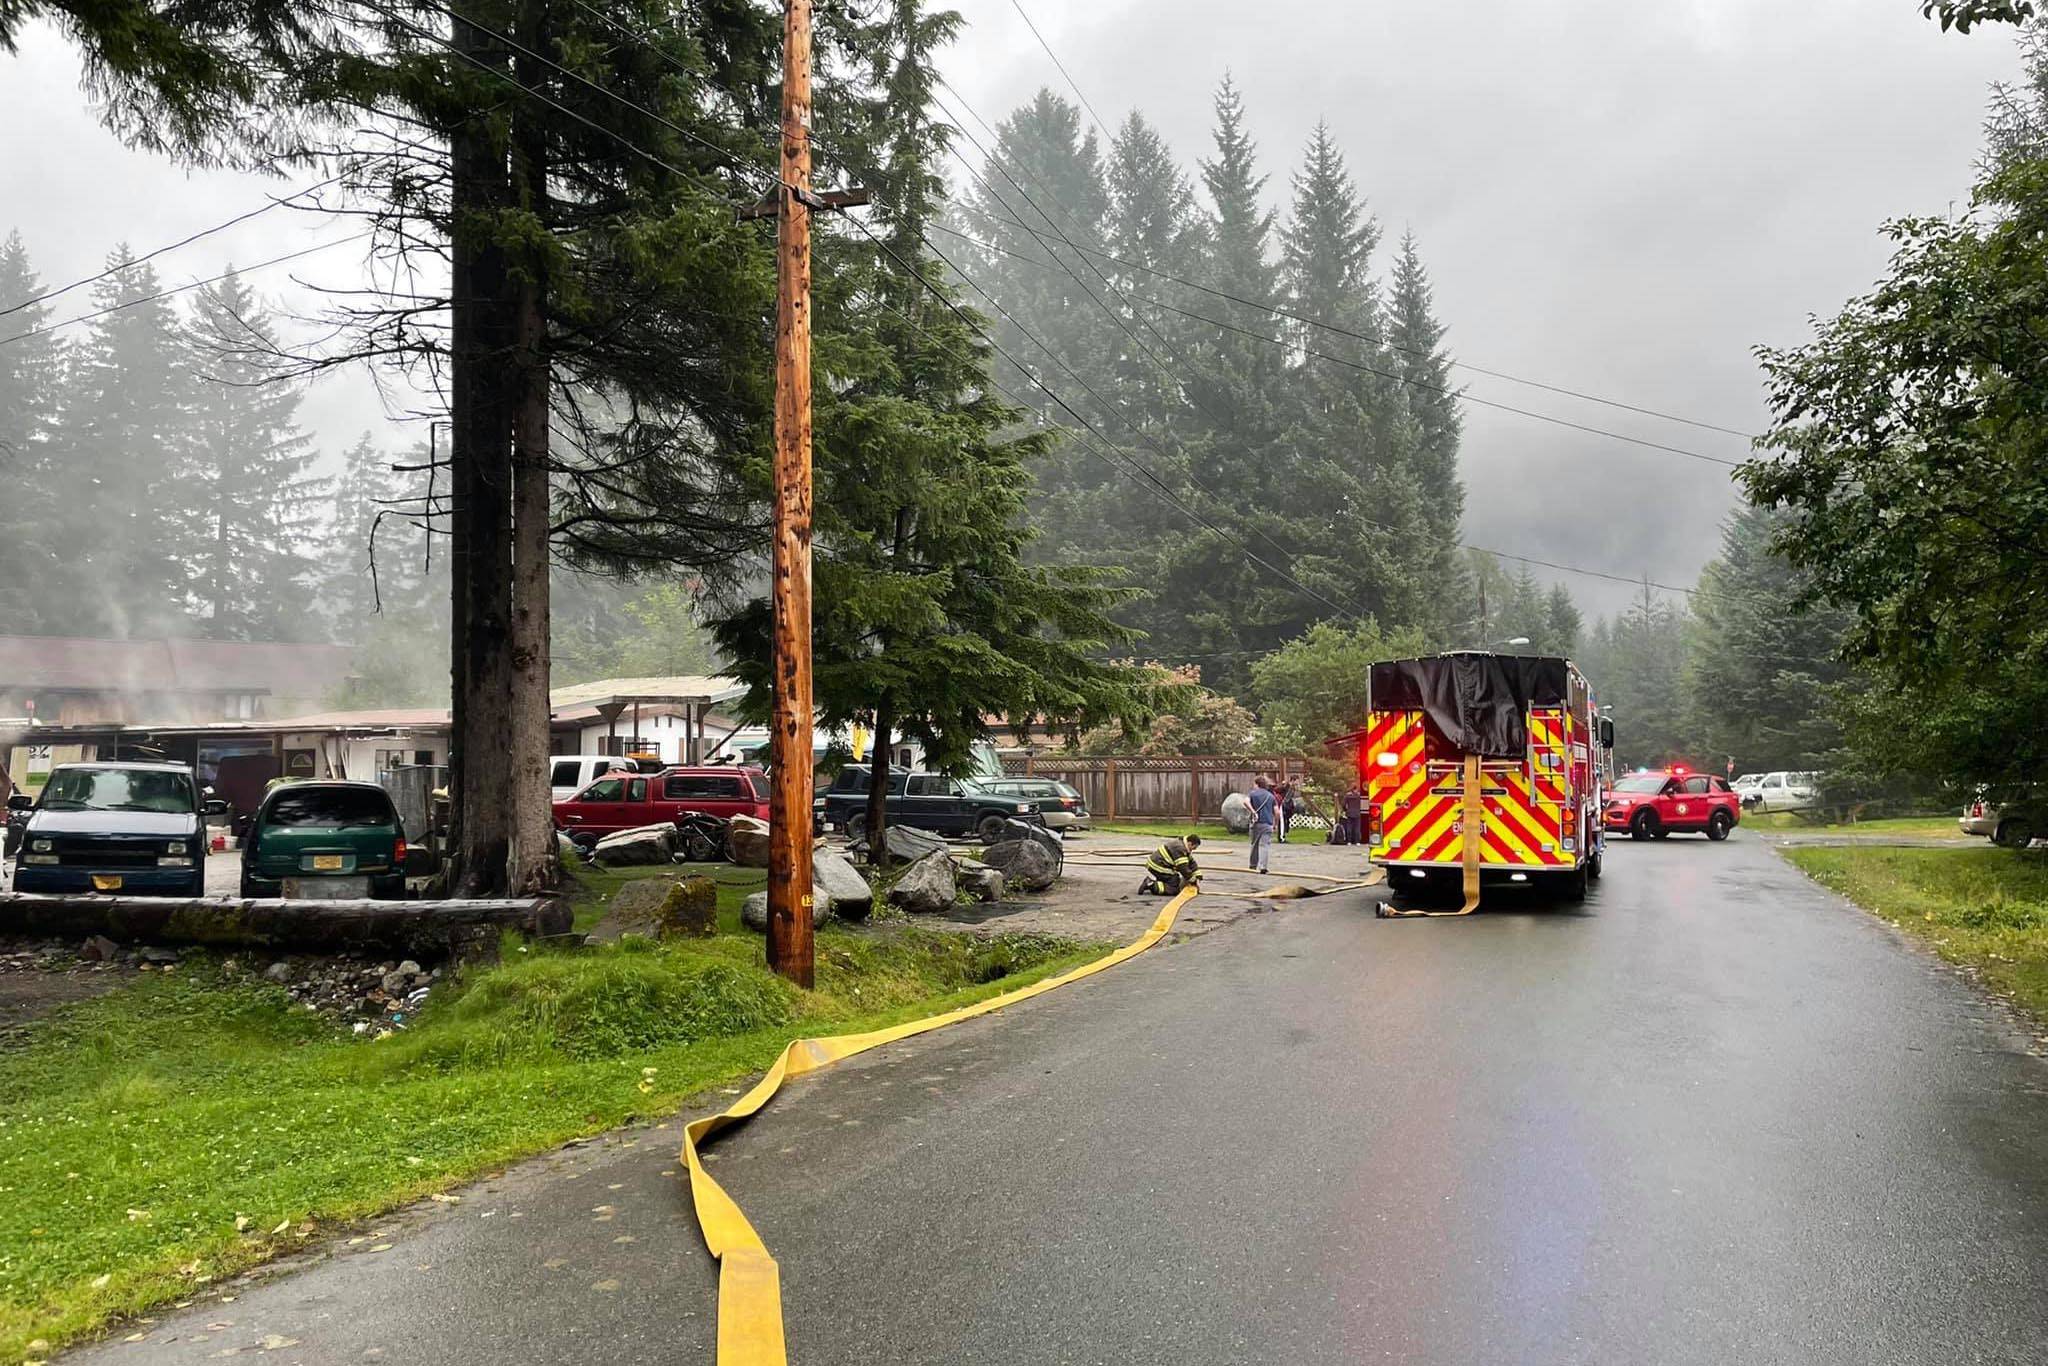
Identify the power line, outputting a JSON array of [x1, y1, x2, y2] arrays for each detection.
[[0, 233, 372, 348], [977, 3, 1753, 444], [384, 2, 1368, 626], [1005, 0, 1117, 149], [549, 0, 1376, 623], [0, 174, 347, 320], [311, 10, 1755, 623]]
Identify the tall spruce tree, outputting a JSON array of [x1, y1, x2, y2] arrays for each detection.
[[1386, 230, 1466, 633], [717, 0, 1158, 861], [1136, 76, 1300, 689], [45, 248, 198, 637], [1684, 504, 1850, 774], [1580, 584, 1693, 765], [1272, 122, 1435, 634], [184, 269, 325, 639], [0, 232, 67, 633]]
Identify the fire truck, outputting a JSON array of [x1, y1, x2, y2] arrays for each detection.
[[1360, 653, 1613, 916]]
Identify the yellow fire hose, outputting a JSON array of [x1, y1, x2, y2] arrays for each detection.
[[1381, 753, 1485, 919], [682, 883, 1201, 1365]]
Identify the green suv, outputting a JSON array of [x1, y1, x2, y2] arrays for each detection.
[[240, 781, 408, 900]]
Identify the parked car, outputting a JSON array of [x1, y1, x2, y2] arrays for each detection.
[[1603, 768, 1743, 841], [9, 761, 224, 896], [1744, 771, 1818, 814], [1730, 773, 1766, 803], [973, 777, 1090, 830], [1960, 796, 2040, 848], [240, 781, 408, 899], [553, 765, 772, 842], [818, 766, 1044, 844], [548, 755, 654, 803]]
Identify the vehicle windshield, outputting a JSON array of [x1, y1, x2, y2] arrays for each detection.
[[38, 767, 195, 814], [1612, 774, 1669, 794], [264, 787, 396, 829]]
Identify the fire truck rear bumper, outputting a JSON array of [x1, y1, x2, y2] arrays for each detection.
[[1374, 860, 1582, 885]]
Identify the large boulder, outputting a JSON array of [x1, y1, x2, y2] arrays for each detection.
[[997, 818, 1064, 867], [592, 823, 677, 867], [813, 848, 874, 921], [656, 878, 718, 938], [885, 851, 957, 915], [956, 864, 1005, 903], [981, 838, 1059, 893], [1219, 792, 1254, 835], [726, 814, 771, 868], [863, 824, 948, 865], [741, 888, 832, 933]]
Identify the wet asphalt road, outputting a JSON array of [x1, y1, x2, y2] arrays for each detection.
[[72, 833, 2048, 1365]]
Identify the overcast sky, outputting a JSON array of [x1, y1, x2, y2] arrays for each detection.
[[0, 1, 2025, 619]]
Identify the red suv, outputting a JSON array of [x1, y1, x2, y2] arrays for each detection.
[[1603, 767, 1742, 841], [553, 766, 771, 841]]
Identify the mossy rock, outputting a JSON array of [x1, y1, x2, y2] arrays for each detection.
[[656, 877, 718, 939]]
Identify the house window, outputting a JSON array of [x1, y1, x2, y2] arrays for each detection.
[[220, 693, 259, 720]]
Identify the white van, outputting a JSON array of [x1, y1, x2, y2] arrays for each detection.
[[1748, 771, 1819, 813]]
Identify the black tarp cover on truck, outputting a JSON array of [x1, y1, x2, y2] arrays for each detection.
[[1368, 653, 1571, 759]]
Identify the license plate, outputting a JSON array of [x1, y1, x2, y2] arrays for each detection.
[[312, 854, 346, 871], [91, 874, 123, 892], [282, 876, 368, 900]]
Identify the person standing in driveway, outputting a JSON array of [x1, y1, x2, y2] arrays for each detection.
[[1248, 775, 1277, 873]]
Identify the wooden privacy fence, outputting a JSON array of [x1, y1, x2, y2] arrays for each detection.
[[1002, 754, 1332, 827]]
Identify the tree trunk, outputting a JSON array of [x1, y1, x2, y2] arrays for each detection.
[[504, 0, 556, 897], [863, 507, 912, 869], [0, 893, 569, 956], [447, 1, 517, 898], [865, 689, 893, 869]]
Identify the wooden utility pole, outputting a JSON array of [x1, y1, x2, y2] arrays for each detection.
[[767, 0, 817, 987]]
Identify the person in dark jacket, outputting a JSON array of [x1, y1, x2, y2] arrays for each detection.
[[1139, 834, 1203, 895], [1340, 785, 1364, 845]]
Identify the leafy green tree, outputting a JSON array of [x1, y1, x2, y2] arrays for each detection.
[[1079, 668, 1253, 756], [1984, 20, 2048, 175], [0, 231, 67, 633], [1745, 155, 2048, 807], [1248, 619, 1429, 752], [183, 269, 325, 639], [1922, 1, 2035, 31]]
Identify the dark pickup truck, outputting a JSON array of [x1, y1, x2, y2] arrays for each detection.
[[817, 767, 1044, 844], [7, 761, 224, 896]]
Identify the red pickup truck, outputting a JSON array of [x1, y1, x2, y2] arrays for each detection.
[[553, 766, 772, 841]]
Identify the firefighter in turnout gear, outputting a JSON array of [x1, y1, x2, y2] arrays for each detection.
[[1140, 834, 1204, 895]]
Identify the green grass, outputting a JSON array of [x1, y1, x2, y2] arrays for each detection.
[[1089, 821, 1245, 844], [1753, 813, 1966, 839], [1784, 845, 2048, 1023], [0, 917, 1106, 1359], [561, 859, 766, 934]]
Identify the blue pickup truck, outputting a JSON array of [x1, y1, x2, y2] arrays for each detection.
[[7, 761, 224, 896]]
